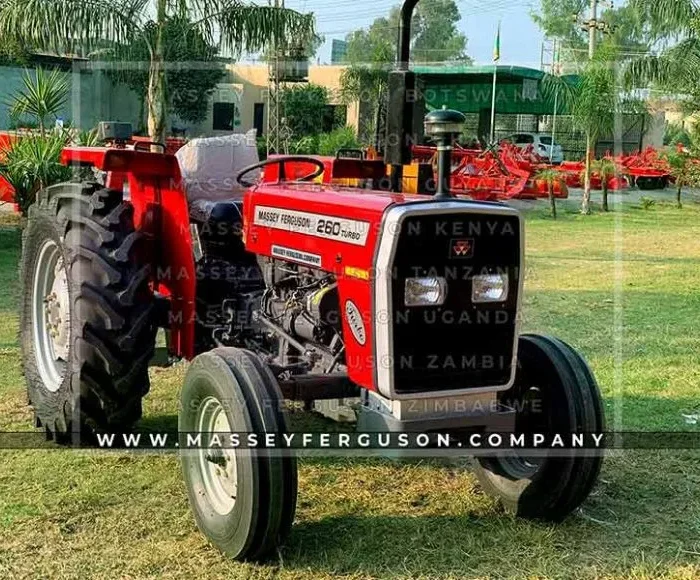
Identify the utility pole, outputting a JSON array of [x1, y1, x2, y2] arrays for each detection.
[[577, 0, 616, 60], [588, 0, 597, 58], [267, 0, 283, 155]]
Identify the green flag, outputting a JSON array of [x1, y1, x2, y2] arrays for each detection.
[[493, 22, 501, 62]]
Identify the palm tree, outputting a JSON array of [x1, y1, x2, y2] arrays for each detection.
[[8, 68, 69, 135], [544, 43, 647, 215], [664, 148, 697, 209], [590, 157, 619, 212], [534, 168, 563, 219], [626, 0, 700, 101], [0, 0, 315, 144]]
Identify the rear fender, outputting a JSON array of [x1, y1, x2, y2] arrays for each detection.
[[61, 146, 196, 359], [127, 173, 195, 359]]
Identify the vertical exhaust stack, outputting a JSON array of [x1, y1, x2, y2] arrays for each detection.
[[384, 0, 421, 191]]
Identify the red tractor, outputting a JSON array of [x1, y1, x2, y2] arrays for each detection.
[[19, 0, 604, 561]]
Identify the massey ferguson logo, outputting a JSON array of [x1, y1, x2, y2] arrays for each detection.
[[450, 238, 474, 258]]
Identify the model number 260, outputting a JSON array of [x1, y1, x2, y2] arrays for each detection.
[[316, 219, 341, 236]]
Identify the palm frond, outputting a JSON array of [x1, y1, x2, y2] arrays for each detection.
[[629, 0, 700, 39], [8, 68, 69, 129], [192, 1, 315, 56], [0, 0, 146, 54], [624, 37, 700, 91]]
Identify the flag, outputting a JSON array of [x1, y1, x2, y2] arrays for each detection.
[[493, 22, 501, 62]]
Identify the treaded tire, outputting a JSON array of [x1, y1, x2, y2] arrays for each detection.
[[179, 347, 297, 561], [474, 334, 604, 522], [20, 182, 157, 439]]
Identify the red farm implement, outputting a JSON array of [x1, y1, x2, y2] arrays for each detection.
[[411, 142, 568, 201], [618, 147, 671, 190], [556, 157, 630, 191]]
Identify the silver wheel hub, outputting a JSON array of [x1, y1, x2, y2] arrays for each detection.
[[32, 240, 70, 393], [197, 397, 238, 515]]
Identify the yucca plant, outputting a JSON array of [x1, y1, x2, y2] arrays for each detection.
[[590, 157, 620, 212], [8, 67, 69, 135], [534, 168, 564, 219], [0, 0, 315, 145], [0, 132, 72, 216]]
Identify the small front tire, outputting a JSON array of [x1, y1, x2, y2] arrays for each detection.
[[474, 334, 604, 522], [179, 347, 297, 561]]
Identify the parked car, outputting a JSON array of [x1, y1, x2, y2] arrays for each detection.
[[506, 132, 564, 163]]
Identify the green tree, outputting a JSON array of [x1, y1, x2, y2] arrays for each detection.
[[547, 43, 647, 214], [0, 36, 30, 66], [532, 0, 648, 58], [0, 0, 315, 144], [280, 83, 329, 138], [625, 1, 700, 111], [340, 0, 469, 144], [105, 16, 225, 133]]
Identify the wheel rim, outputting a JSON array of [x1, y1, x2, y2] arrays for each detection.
[[32, 239, 70, 393], [500, 385, 546, 479], [196, 396, 238, 515]]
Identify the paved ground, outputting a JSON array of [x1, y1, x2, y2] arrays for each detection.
[[509, 185, 700, 212]]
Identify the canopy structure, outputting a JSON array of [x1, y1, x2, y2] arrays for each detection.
[[413, 65, 577, 115], [411, 65, 579, 142]]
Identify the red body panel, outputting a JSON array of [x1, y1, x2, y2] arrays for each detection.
[[243, 183, 413, 390], [61, 146, 196, 359], [0, 133, 16, 204]]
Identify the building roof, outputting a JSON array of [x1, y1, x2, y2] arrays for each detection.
[[412, 64, 546, 81]]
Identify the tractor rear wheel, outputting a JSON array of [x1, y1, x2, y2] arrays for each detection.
[[20, 183, 157, 439], [179, 347, 297, 561], [473, 334, 604, 522]]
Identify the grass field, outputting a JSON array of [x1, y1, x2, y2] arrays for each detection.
[[0, 201, 699, 579]]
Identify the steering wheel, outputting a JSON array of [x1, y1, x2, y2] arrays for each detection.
[[236, 156, 326, 188]]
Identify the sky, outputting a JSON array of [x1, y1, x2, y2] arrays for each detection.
[[283, 0, 546, 67]]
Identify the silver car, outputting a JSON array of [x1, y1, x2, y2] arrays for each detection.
[[506, 132, 564, 164]]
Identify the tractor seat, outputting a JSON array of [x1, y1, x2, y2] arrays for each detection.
[[175, 130, 259, 204], [188, 198, 243, 226]]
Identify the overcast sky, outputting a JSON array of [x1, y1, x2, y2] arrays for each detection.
[[283, 0, 545, 67]]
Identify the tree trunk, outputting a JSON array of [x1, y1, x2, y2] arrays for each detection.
[[677, 182, 683, 209], [602, 181, 609, 212], [582, 132, 592, 215], [138, 94, 147, 135], [549, 181, 556, 219], [147, 0, 167, 148]]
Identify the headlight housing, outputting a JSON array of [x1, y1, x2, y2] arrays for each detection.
[[472, 273, 508, 303], [404, 277, 447, 307]]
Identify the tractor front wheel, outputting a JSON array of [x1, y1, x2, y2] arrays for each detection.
[[473, 334, 604, 522], [20, 183, 157, 439], [179, 347, 297, 561]]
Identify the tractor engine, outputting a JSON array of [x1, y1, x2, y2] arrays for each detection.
[[257, 257, 344, 372]]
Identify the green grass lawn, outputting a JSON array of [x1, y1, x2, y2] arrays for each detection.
[[0, 203, 699, 579]]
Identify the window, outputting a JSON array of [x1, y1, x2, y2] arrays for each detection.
[[540, 136, 553, 145], [253, 103, 265, 137], [514, 134, 535, 144], [213, 102, 237, 131]]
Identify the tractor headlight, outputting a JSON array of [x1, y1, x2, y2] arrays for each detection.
[[404, 277, 447, 307], [472, 273, 509, 303]]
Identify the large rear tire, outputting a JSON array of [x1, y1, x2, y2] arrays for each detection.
[[20, 183, 157, 439], [473, 334, 604, 522], [179, 347, 297, 561]]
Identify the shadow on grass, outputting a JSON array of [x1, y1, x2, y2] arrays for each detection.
[[282, 450, 700, 577]]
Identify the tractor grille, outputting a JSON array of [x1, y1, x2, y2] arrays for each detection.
[[387, 206, 521, 395]]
